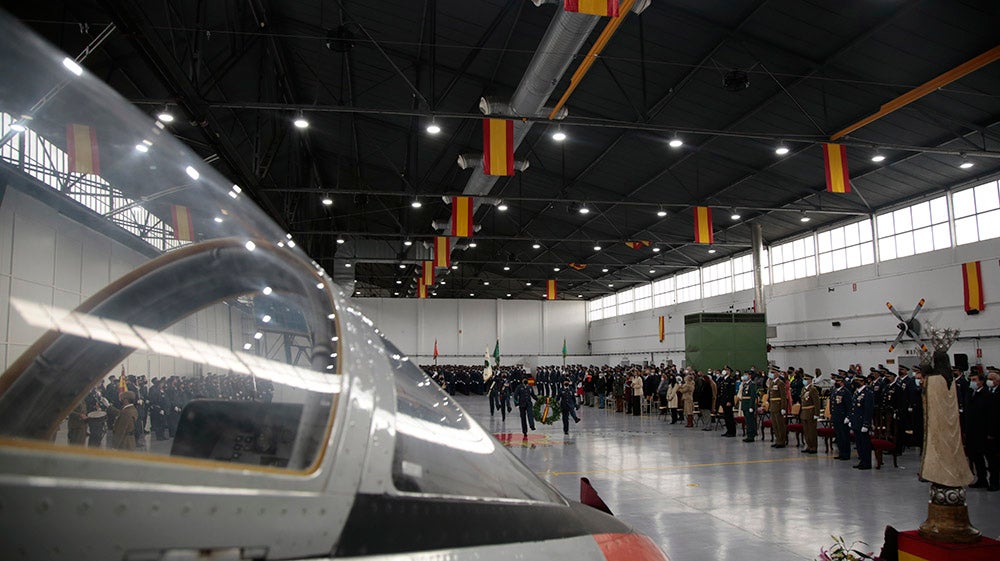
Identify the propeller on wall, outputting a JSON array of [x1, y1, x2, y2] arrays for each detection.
[[887, 298, 927, 353]]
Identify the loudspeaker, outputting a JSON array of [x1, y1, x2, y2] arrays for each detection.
[[954, 353, 969, 372]]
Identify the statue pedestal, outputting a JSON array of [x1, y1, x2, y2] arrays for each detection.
[[898, 530, 1000, 561]]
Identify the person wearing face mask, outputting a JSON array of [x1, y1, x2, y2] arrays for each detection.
[[848, 374, 874, 469], [678, 373, 696, 427], [830, 373, 852, 460], [799, 372, 821, 454], [767, 369, 789, 448], [964, 371, 995, 490], [559, 378, 581, 436], [738, 372, 758, 442], [718, 368, 738, 437]]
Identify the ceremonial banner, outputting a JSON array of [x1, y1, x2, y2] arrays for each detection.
[[451, 196, 474, 237], [564, 0, 619, 17], [422, 260, 435, 286], [66, 123, 100, 174], [482, 118, 514, 176], [118, 365, 128, 397], [170, 204, 195, 241], [434, 236, 451, 268], [417, 283, 427, 299], [492, 339, 500, 366], [963, 261, 985, 314], [568, 263, 587, 270], [625, 240, 651, 249], [546, 279, 557, 300], [658, 316, 665, 342], [433, 339, 439, 359], [822, 143, 851, 193], [693, 206, 714, 244]]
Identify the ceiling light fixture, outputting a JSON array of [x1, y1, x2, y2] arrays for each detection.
[[399, 264, 406, 269], [336, 237, 345, 244], [775, 141, 790, 156], [344, 263, 352, 268], [451, 265, 458, 270], [62, 57, 84, 76], [469, 242, 477, 248], [426, 120, 441, 135], [871, 152, 886, 163], [503, 265, 510, 271], [602, 268, 609, 273], [135, 143, 149, 153], [293, 113, 309, 129], [213, 216, 223, 223], [800, 211, 811, 223], [497, 201, 509, 211], [708, 248, 717, 254], [411, 198, 422, 208], [652, 247, 661, 253], [396, 280, 402, 285], [608, 283, 614, 288], [668, 134, 683, 148], [649, 269, 656, 274], [506, 293, 512, 297], [483, 281, 490, 286], [321, 194, 333, 206], [553, 267, 560, 272], [403, 239, 413, 246], [959, 153, 974, 169], [532, 242, 541, 249], [594, 245, 602, 251], [552, 127, 566, 142], [578, 203, 591, 215], [657, 208, 668, 217], [526, 282, 532, 286], [730, 209, 741, 220], [156, 107, 174, 123]]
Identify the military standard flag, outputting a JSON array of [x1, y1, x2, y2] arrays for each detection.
[[546, 279, 557, 300], [451, 196, 474, 237], [417, 283, 427, 299], [434, 236, 451, 268], [658, 316, 665, 342], [482, 118, 514, 176], [66, 123, 100, 174], [693, 206, 714, 244], [568, 263, 587, 271], [564, 0, 620, 17], [422, 260, 435, 286], [625, 240, 651, 250], [962, 261, 985, 314], [171, 204, 195, 241], [822, 143, 851, 194]]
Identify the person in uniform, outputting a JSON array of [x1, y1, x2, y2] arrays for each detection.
[[559, 378, 581, 435], [739, 372, 758, 442], [67, 402, 88, 445], [111, 391, 139, 451], [718, 369, 738, 437], [799, 372, 820, 454], [965, 371, 994, 489], [831, 373, 852, 460], [513, 376, 537, 437], [848, 375, 874, 469], [767, 370, 789, 448], [84, 388, 108, 447], [488, 374, 505, 421]]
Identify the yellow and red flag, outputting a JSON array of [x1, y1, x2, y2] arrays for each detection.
[[546, 280, 557, 301], [568, 263, 587, 271], [433, 339, 439, 359], [658, 316, 665, 342], [693, 206, 714, 244], [66, 123, 100, 174], [822, 143, 851, 194], [482, 118, 514, 176], [434, 236, 451, 268], [962, 261, 985, 314], [118, 365, 128, 397], [451, 196, 474, 237], [422, 260, 435, 286], [417, 282, 428, 299], [564, 0, 619, 17], [625, 240, 651, 250], [171, 204, 195, 241]]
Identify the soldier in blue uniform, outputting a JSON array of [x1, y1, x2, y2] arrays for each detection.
[[830, 372, 852, 460], [513, 376, 537, 437], [559, 378, 581, 435], [847, 375, 875, 469], [738, 373, 758, 442], [488, 374, 506, 422]]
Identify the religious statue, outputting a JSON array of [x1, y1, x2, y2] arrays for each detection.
[[917, 325, 979, 543]]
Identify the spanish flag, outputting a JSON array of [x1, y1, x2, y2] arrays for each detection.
[[693, 206, 714, 244], [422, 260, 435, 286], [568, 263, 587, 271], [625, 240, 651, 250], [66, 123, 100, 175], [564, 0, 619, 17], [658, 316, 665, 342], [118, 365, 128, 397], [434, 236, 451, 268], [417, 282, 427, 299], [482, 119, 514, 176], [171, 204, 195, 241], [962, 261, 985, 314], [451, 196, 474, 237], [822, 143, 851, 194], [546, 279, 557, 301]]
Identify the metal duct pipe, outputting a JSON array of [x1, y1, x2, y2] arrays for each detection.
[[456, 154, 530, 172]]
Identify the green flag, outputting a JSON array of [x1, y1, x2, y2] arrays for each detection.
[[562, 338, 567, 357], [492, 339, 500, 366]]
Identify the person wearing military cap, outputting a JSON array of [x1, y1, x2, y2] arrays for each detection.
[[847, 374, 875, 469], [800, 372, 821, 453], [513, 376, 538, 438], [767, 370, 789, 448], [738, 372, 759, 442], [830, 372, 852, 460]]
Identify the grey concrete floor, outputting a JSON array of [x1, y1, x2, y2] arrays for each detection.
[[460, 395, 1000, 561]]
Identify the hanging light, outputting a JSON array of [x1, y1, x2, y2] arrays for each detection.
[[602, 268, 609, 273], [656, 208, 668, 217], [800, 211, 811, 223], [552, 127, 566, 142], [503, 265, 511, 271], [708, 248, 717, 254], [871, 151, 886, 163], [730, 209, 741, 220], [156, 107, 175, 123], [336, 237, 345, 244], [469, 242, 477, 248], [594, 244, 602, 251], [497, 201, 509, 211], [668, 134, 683, 148], [959, 153, 974, 169], [532, 242, 541, 249], [578, 202, 591, 215], [293, 113, 309, 129], [411, 198, 423, 208], [321, 194, 333, 206], [553, 267, 560, 272], [426, 120, 441, 135], [775, 141, 790, 156], [652, 247, 661, 253]]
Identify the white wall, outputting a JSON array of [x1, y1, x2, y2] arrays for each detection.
[[354, 297, 590, 366], [590, 237, 1000, 373], [0, 187, 239, 377]]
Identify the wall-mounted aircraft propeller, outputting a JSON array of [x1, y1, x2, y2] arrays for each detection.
[[887, 298, 928, 353]]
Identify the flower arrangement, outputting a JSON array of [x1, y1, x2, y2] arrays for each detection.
[[817, 536, 879, 561], [533, 396, 561, 424]]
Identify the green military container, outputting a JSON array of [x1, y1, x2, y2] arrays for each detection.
[[684, 313, 767, 371]]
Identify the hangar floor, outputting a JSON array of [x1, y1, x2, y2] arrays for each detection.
[[460, 395, 1000, 561]]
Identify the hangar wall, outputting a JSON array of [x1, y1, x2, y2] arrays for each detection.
[[0, 187, 240, 377], [589, 237, 1000, 374], [354, 297, 590, 367]]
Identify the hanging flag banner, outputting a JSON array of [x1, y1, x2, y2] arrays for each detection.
[[822, 143, 851, 194], [118, 365, 128, 397], [170, 204, 195, 241], [434, 236, 451, 268], [658, 316, 665, 342], [962, 261, 985, 314], [564, 0, 620, 17], [66, 123, 100, 174], [451, 196, 474, 237], [625, 240, 651, 250], [422, 260, 435, 286], [417, 282, 428, 299], [546, 279, 557, 300], [562, 338, 568, 358], [482, 118, 514, 176], [433, 339, 439, 359], [568, 263, 587, 271], [693, 206, 714, 244]]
